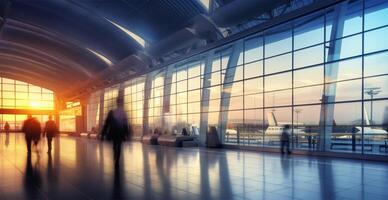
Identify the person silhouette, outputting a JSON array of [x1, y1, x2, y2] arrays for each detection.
[[43, 115, 58, 153], [101, 96, 129, 167], [280, 124, 292, 154], [4, 121, 10, 136], [22, 115, 42, 153]]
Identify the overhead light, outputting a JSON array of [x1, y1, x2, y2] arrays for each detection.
[[87, 48, 113, 67], [106, 18, 146, 47]]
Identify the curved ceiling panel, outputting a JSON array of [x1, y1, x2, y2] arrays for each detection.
[[8, 1, 138, 60], [0, 0, 208, 98], [1, 0, 289, 100]]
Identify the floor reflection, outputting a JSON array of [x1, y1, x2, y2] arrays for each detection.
[[24, 153, 42, 199], [5, 133, 10, 147], [112, 162, 125, 199], [0, 133, 388, 200]]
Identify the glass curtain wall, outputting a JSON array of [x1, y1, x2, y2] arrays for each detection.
[[86, 0, 388, 155], [148, 71, 164, 132], [0, 77, 54, 110], [103, 85, 119, 120], [0, 77, 55, 132], [124, 77, 145, 138]]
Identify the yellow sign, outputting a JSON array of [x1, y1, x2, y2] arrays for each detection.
[[59, 106, 82, 116]]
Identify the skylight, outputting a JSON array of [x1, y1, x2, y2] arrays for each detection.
[[106, 18, 146, 47], [87, 48, 113, 67]]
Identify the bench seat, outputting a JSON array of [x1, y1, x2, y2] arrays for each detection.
[[158, 135, 196, 147]]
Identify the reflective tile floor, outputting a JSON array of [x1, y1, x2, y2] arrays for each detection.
[[1, 133, 388, 200]]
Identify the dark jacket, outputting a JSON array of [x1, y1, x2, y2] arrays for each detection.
[[101, 109, 129, 141], [44, 120, 58, 138], [281, 129, 290, 142], [22, 118, 41, 140]]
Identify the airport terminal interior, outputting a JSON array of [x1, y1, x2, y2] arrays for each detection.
[[1, 0, 388, 199]]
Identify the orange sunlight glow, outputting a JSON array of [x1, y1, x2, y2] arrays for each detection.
[[29, 101, 42, 108]]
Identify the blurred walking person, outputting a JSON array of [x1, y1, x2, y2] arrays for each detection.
[[101, 96, 130, 168], [43, 116, 58, 153], [22, 115, 42, 153], [4, 121, 10, 136], [280, 124, 292, 154]]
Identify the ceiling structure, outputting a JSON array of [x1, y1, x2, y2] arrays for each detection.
[[0, 0, 315, 100]]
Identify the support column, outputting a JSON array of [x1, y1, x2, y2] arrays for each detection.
[[319, 1, 347, 151], [162, 65, 174, 129], [218, 41, 243, 144], [143, 73, 153, 136], [199, 51, 215, 146]]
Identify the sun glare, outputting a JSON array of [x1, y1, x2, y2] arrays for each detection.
[[29, 101, 42, 108]]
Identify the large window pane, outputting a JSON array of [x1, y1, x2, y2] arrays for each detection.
[[363, 100, 388, 126], [244, 60, 263, 79], [209, 86, 220, 100], [294, 85, 324, 105], [294, 13, 324, 49], [294, 66, 323, 87], [325, 57, 362, 83], [16, 85, 28, 92], [177, 92, 187, 104], [265, 53, 292, 74], [188, 89, 201, 102], [223, 81, 243, 97], [244, 93, 263, 109], [265, 23, 292, 57], [294, 45, 324, 68], [177, 80, 187, 93], [363, 99, 388, 155], [226, 96, 243, 110], [244, 78, 263, 95], [364, 75, 388, 100], [223, 110, 243, 144], [293, 105, 323, 150], [365, 0, 388, 30], [265, 90, 292, 107], [244, 36, 263, 63], [364, 51, 388, 77], [243, 109, 264, 146], [265, 72, 292, 92], [365, 26, 388, 54], [325, 34, 362, 61], [188, 77, 201, 90], [208, 99, 220, 112], [176, 68, 187, 81], [2, 84, 14, 91], [188, 62, 201, 78], [188, 102, 200, 113], [326, 102, 362, 153], [325, 79, 362, 102], [210, 71, 221, 86]]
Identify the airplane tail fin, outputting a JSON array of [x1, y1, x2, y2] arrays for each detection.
[[267, 111, 278, 126], [364, 106, 370, 126]]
